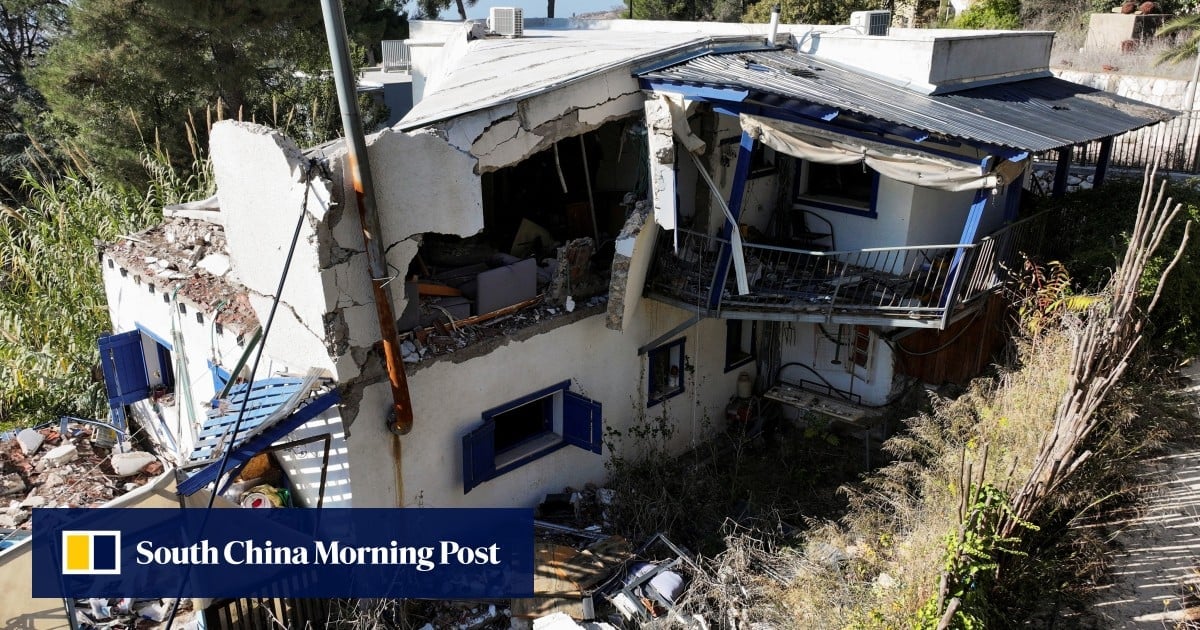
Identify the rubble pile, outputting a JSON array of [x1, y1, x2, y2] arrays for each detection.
[[0, 422, 163, 529], [104, 217, 258, 334], [400, 295, 608, 364]]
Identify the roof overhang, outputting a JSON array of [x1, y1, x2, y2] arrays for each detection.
[[637, 49, 1176, 153]]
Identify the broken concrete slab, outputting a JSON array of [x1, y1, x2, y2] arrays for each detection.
[[197, 253, 231, 277], [15, 429, 43, 456], [19, 495, 45, 508], [0, 473, 26, 497], [42, 443, 78, 468], [606, 200, 655, 332], [110, 451, 157, 477]]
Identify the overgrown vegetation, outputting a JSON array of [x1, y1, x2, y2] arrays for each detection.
[[599, 175, 1194, 627], [0, 147, 212, 430], [1046, 178, 1200, 357]]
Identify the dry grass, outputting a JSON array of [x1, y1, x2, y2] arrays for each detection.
[[752, 333, 1072, 628]]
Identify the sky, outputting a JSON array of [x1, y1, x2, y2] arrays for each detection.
[[410, 0, 627, 20]]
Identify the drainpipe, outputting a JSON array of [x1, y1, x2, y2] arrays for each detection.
[[320, 0, 415, 435], [767, 4, 781, 46]]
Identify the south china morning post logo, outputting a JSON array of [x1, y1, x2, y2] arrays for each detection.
[[61, 530, 121, 575], [34, 508, 535, 599]]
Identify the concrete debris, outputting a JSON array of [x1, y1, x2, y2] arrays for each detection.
[[42, 443, 78, 468], [0, 473, 26, 497], [0, 422, 160, 529], [103, 217, 259, 335], [197, 253, 231, 277], [15, 428, 43, 456], [401, 295, 608, 368], [110, 451, 157, 477]]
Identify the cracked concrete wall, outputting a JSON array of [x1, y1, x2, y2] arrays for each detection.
[[444, 68, 646, 174], [606, 200, 657, 331], [210, 122, 336, 373], [645, 95, 678, 231]]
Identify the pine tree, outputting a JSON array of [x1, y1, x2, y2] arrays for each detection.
[[34, 0, 405, 185]]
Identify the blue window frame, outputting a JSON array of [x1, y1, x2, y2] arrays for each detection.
[[647, 338, 686, 407], [724, 321, 756, 373], [462, 380, 602, 494], [794, 160, 879, 219], [209, 360, 232, 394]]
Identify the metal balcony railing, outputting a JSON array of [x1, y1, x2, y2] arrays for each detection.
[[648, 213, 1047, 329]]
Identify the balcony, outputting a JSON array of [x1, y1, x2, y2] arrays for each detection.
[[647, 213, 1047, 329]]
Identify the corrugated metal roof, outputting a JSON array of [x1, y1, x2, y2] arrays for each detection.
[[638, 50, 1174, 152]]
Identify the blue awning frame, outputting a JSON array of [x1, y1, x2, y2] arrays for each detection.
[[177, 389, 340, 497]]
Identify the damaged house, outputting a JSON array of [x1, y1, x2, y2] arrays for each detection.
[[92, 17, 1169, 511]]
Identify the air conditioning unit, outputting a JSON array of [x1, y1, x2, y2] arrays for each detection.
[[488, 7, 524, 37], [849, 10, 891, 36]]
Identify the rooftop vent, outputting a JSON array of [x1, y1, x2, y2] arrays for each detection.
[[849, 10, 890, 36], [488, 7, 524, 37]]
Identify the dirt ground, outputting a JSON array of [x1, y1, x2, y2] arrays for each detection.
[[1089, 363, 1200, 628]]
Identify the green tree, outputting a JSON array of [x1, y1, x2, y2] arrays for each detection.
[[0, 0, 66, 198], [412, 0, 477, 20], [742, 0, 877, 26], [1157, 14, 1200, 65], [0, 150, 210, 429], [34, 0, 405, 185], [951, 0, 1020, 29], [625, 0, 742, 21]]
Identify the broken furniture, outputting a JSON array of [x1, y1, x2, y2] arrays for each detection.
[[763, 377, 884, 467], [594, 533, 701, 626], [398, 256, 538, 330], [510, 532, 634, 621]]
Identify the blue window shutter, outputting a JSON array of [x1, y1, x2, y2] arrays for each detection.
[[98, 331, 150, 405], [562, 391, 603, 454], [462, 421, 496, 494]]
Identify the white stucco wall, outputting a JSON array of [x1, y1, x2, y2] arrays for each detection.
[[344, 300, 749, 508], [777, 322, 896, 407], [100, 260, 246, 459], [210, 123, 337, 374]]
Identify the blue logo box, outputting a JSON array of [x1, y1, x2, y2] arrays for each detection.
[[33, 508, 534, 598]]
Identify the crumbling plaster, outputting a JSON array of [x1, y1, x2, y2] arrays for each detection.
[[210, 122, 336, 373], [446, 68, 647, 174]]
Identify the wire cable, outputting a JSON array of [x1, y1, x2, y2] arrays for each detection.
[[163, 158, 323, 630]]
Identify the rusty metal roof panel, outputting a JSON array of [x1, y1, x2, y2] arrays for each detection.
[[637, 50, 1175, 152]]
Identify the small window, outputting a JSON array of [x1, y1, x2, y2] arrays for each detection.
[[725, 320, 755, 372], [462, 381, 602, 493], [795, 161, 878, 217], [647, 338, 685, 406]]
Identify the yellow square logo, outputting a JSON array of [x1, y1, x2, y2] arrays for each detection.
[[61, 531, 121, 575]]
